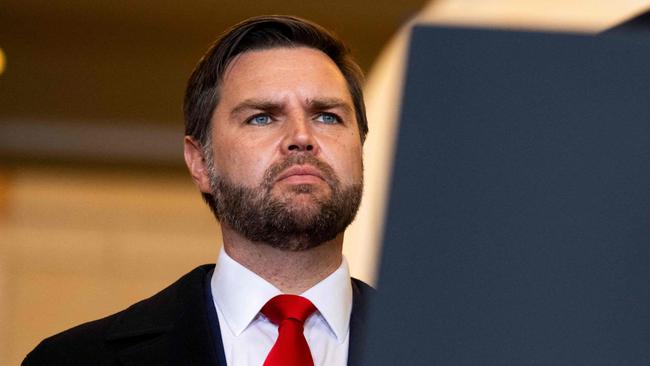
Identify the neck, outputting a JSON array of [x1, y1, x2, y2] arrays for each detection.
[[220, 224, 344, 294]]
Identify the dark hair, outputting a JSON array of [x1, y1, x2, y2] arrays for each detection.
[[183, 15, 368, 147]]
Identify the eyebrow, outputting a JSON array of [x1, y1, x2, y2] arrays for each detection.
[[229, 97, 354, 118], [306, 98, 354, 115], [230, 99, 284, 118]]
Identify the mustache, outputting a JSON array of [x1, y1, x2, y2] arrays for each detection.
[[263, 154, 339, 190]]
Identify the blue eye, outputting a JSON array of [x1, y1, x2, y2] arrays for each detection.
[[316, 113, 340, 124], [249, 114, 272, 125]]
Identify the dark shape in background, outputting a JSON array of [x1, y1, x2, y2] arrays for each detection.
[[602, 9, 650, 35], [363, 26, 650, 365]]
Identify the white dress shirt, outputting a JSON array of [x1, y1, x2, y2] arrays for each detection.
[[210, 247, 353, 366]]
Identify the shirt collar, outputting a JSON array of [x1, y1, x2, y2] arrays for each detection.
[[211, 247, 281, 337], [210, 247, 352, 343], [302, 257, 353, 343]]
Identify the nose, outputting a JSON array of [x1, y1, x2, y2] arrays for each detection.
[[282, 116, 318, 154]]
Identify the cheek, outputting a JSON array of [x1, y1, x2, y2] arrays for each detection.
[[348, 149, 364, 183], [213, 138, 273, 184], [329, 141, 363, 185]]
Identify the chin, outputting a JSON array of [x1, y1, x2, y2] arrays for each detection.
[[278, 184, 330, 204], [287, 203, 323, 224]]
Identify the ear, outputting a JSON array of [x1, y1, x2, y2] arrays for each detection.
[[183, 136, 212, 194]]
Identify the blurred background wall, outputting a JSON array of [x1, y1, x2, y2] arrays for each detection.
[[1, 1, 648, 364]]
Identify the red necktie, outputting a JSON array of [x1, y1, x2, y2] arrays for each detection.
[[261, 294, 317, 366]]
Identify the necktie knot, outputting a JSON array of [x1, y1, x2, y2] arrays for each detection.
[[261, 294, 317, 325], [260, 294, 317, 366]]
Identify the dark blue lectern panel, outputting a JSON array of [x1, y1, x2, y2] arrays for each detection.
[[363, 27, 650, 365]]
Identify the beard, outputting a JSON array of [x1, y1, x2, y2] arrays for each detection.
[[205, 153, 363, 251]]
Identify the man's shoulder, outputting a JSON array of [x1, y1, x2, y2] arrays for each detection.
[[22, 311, 119, 365], [22, 265, 215, 366], [348, 277, 376, 365], [351, 277, 375, 295], [350, 277, 376, 311]]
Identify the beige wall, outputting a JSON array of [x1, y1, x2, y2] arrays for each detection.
[[0, 166, 218, 365]]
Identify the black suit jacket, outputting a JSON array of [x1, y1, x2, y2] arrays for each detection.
[[23, 265, 375, 366]]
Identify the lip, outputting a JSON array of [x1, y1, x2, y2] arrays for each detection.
[[275, 165, 325, 183]]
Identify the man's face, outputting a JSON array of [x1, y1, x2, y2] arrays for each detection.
[[205, 47, 364, 250]]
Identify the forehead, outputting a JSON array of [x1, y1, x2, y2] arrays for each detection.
[[218, 47, 353, 104]]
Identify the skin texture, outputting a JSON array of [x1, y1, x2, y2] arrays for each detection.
[[184, 47, 363, 294]]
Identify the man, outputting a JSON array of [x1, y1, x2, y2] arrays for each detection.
[[23, 15, 374, 366]]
